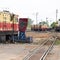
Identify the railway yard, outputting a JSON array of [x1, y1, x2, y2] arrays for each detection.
[[0, 1, 60, 60], [0, 31, 60, 60]]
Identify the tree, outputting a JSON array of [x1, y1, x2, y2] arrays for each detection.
[[51, 22, 58, 28], [27, 18, 33, 28], [39, 21, 49, 26]]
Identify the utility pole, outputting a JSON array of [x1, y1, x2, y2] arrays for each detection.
[[56, 9, 58, 22], [36, 12, 38, 25], [46, 17, 48, 25], [46, 17, 49, 27], [46, 17, 48, 22]]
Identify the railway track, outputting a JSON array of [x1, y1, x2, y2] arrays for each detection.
[[39, 38, 56, 60], [23, 36, 57, 60]]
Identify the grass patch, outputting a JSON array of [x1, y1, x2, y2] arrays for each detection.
[[55, 40, 60, 45]]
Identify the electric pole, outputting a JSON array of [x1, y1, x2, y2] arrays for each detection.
[[46, 17, 48, 26], [36, 12, 38, 25], [56, 9, 58, 22]]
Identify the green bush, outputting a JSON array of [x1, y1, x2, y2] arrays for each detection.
[[55, 40, 60, 45]]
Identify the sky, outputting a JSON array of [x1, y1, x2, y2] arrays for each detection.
[[0, 0, 60, 25]]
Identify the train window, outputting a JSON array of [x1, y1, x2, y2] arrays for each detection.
[[3, 17, 6, 20], [14, 18, 18, 22]]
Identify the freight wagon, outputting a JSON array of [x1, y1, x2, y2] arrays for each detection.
[[55, 26, 60, 32], [31, 25, 48, 31], [31, 25, 52, 32]]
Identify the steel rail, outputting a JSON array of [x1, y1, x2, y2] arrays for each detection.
[[40, 38, 56, 60], [23, 39, 50, 60]]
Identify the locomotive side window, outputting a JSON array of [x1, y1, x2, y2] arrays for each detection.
[[14, 17, 18, 22], [13, 15, 18, 23]]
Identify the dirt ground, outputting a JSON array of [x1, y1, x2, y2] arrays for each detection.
[[45, 45, 60, 60], [25, 32, 60, 60], [0, 44, 39, 60], [26, 31, 51, 38], [0, 31, 60, 60], [0, 32, 51, 60]]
